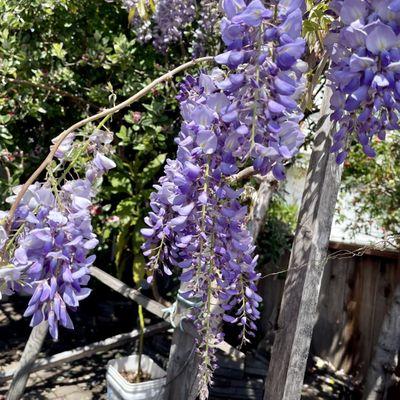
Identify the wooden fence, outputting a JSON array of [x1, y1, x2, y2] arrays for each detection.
[[260, 243, 400, 382]]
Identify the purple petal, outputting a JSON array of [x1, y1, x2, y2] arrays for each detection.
[[366, 24, 397, 55], [223, 314, 237, 323], [197, 130, 218, 155], [232, 0, 272, 27]]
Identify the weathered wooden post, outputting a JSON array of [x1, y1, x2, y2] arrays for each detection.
[[248, 174, 277, 239], [164, 289, 201, 400], [264, 88, 343, 400], [7, 322, 48, 400]]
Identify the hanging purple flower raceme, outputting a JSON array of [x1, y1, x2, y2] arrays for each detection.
[[0, 130, 116, 339], [122, 0, 196, 53], [152, 0, 196, 52], [141, 1, 306, 397], [191, 0, 223, 57], [328, 0, 400, 163], [142, 72, 262, 398], [215, 0, 307, 180]]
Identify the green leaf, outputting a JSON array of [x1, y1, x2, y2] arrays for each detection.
[[0, 114, 11, 124], [51, 43, 66, 59]]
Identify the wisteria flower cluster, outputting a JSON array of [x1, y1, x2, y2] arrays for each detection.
[[0, 130, 116, 340], [191, 0, 223, 57], [328, 0, 400, 163], [123, 0, 196, 53], [142, 72, 262, 400], [215, 0, 307, 180], [141, 0, 306, 397]]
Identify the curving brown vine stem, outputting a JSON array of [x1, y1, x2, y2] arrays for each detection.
[[5, 56, 214, 232]]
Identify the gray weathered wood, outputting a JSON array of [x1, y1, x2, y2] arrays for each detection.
[[90, 266, 242, 358], [7, 321, 48, 400], [264, 88, 343, 400], [164, 289, 201, 400], [363, 271, 400, 400], [90, 266, 167, 319], [164, 305, 245, 400], [248, 173, 277, 239], [1, 321, 169, 383]]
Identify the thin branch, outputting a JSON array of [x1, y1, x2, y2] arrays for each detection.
[[260, 237, 400, 281], [5, 56, 214, 231], [228, 166, 257, 183], [301, 52, 330, 112]]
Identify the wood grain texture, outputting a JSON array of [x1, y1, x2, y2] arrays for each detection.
[[90, 266, 167, 319], [363, 259, 400, 400], [248, 173, 277, 239], [7, 322, 48, 400], [164, 293, 200, 400], [264, 88, 343, 400]]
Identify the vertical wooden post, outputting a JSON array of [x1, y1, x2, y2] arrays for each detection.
[[248, 174, 277, 239], [7, 322, 48, 400], [264, 88, 343, 400], [165, 289, 200, 400]]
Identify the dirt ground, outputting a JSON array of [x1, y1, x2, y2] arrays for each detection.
[[0, 287, 360, 400]]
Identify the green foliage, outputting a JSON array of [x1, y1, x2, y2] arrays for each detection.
[[0, 0, 192, 282], [303, 0, 333, 50], [342, 137, 400, 240], [256, 193, 298, 269]]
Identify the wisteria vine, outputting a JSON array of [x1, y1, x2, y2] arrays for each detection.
[[328, 0, 400, 163], [0, 127, 116, 340], [121, 0, 223, 55], [123, 0, 196, 53], [141, 0, 307, 397], [2, 0, 400, 398]]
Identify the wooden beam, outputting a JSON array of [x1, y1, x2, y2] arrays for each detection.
[[248, 173, 277, 239], [90, 266, 244, 360], [0, 321, 169, 383], [90, 266, 167, 319], [264, 88, 343, 400], [7, 322, 48, 400], [363, 264, 400, 400]]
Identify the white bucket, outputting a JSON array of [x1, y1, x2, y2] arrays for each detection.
[[106, 354, 166, 400]]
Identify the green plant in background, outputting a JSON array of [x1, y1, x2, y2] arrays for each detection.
[[256, 192, 298, 270], [342, 136, 400, 241], [303, 0, 333, 50], [0, 0, 194, 281]]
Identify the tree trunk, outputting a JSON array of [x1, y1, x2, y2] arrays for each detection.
[[7, 322, 48, 400], [363, 274, 400, 400], [264, 87, 343, 400]]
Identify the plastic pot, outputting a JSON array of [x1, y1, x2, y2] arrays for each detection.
[[106, 354, 166, 400]]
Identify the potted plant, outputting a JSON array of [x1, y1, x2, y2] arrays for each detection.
[[106, 306, 167, 400]]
